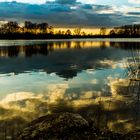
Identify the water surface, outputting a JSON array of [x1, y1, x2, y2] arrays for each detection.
[[0, 39, 140, 138]]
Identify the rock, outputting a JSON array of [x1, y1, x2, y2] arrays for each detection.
[[18, 112, 89, 140], [19, 112, 140, 140], [123, 130, 140, 140]]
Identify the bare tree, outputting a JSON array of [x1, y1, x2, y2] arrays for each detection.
[[65, 29, 72, 35], [38, 23, 48, 33], [1, 21, 19, 34], [74, 28, 81, 35], [100, 27, 107, 35], [48, 26, 54, 34]]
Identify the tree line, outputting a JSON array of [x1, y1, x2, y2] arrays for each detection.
[[0, 21, 54, 34], [0, 21, 88, 39], [0, 21, 140, 39], [98, 25, 140, 37], [109, 24, 140, 37]]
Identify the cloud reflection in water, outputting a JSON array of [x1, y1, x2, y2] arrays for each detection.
[[0, 79, 139, 134], [0, 40, 140, 139]]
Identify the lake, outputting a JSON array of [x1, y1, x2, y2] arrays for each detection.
[[0, 39, 140, 138]]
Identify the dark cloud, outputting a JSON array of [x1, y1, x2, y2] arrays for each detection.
[[55, 0, 76, 5], [80, 4, 93, 9], [0, 1, 139, 27], [127, 12, 140, 15], [92, 4, 112, 11]]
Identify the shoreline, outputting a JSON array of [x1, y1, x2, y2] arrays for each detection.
[[0, 37, 140, 41], [0, 33, 140, 40]]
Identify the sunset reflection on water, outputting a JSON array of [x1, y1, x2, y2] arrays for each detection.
[[0, 39, 140, 139]]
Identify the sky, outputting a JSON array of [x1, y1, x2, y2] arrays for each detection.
[[0, 0, 139, 28]]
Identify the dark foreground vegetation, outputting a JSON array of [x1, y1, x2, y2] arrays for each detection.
[[0, 21, 140, 39], [18, 112, 140, 140]]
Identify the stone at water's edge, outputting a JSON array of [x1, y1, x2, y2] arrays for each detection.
[[18, 112, 90, 140], [18, 112, 140, 140]]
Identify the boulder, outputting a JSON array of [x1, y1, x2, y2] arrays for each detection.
[[18, 112, 89, 140], [19, 112, 136, 140]]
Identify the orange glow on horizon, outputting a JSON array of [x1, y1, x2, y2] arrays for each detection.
[[55, 28, 111, 35]]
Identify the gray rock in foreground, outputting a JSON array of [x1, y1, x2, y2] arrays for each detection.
[[18, 112, 91, 140], [18, 112, 140, 140]]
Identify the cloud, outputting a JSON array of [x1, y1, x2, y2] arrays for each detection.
[[128, 0, 140, 4], [0, 1, 139, 27], [108, 78, 130, 96], [99, 60, 118, 69], [0, 0, 95, 4], [55, 0, 76, 4], [128, 12, 140, 15], [0, 92, 39, 103], [47, 84, 69, 103], [91, 79, 98, 84], [0, 0, 47, 4], [77, 0, 95, 4]]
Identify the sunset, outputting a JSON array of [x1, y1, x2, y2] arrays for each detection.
[[0, 0, 139, 28], [0, 0, 140, 140]]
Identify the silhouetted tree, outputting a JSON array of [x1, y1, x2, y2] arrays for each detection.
[[57, 30, 62, 35], [74, 28, 81, 35], [65, 29, 72, 35], [24, 21, 38, 33], [1, 20, 140, 39], [38, 23, 49, 33], [61, 31, 65, 35], [100, 27, 106, 35], [81, 31, 86, 36], [48, 26, 54, 34], [0, 21, 19, 34], [109, 24, 140, 37], [109, 29, 116, 36]]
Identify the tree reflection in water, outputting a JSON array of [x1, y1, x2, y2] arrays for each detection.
[[1, 40, 140, 139], [125, 46, 140, 126], [110, 41, 140, 130]]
